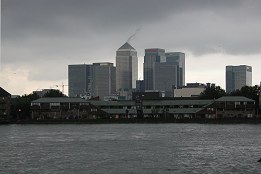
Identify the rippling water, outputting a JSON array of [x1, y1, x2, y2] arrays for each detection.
[[0, 124, 261, 174]]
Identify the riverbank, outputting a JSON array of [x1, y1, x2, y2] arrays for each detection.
[[2, 118, 261, 124]]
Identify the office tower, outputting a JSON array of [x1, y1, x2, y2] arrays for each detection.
[[165, 52, 185, 87], [154, 62, 178, 97], [226, 65, 252, 93], [92, 62, 116, 100], [116, 42, 138, 98], [68, 64, 93, 97], [144, 48, 166, 90]]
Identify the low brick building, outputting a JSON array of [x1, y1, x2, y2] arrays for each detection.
[[31, 97, 108, 120], [31, 96, 256, 120]]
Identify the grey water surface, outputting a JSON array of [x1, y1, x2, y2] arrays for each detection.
[[0, 124, 261, 174]]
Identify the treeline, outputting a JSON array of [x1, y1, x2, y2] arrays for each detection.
[[200, 85, 260, 108], [10, 89, 65, 120]]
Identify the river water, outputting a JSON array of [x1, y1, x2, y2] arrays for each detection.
[[0, 124, 261, 174]]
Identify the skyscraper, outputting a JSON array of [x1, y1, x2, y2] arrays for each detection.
[[68, 64, 93, 97], [154, 62, 178, 97], [68, 63, 116, 100], [165, 52, 185, 87], [144, 48, 166, 90], [92, 62, 116, 100], [226, 65, 252, 93], [116, 42, 138, 98]]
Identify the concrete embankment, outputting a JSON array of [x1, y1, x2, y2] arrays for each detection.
[[5, 118, 261, 124]]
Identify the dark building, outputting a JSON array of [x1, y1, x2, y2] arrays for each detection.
[[68, 63, 116, 100], [0, 87, 11, 120], [165, 52, 185, 87], [68, 64, 93, 98], [136, 80, 145, 92], [144, 48, 166, 90], [92, 63, 116, 100], [154, 62, 178, 97], [31, 96, 256, 120], [31, 98, 108, 120]]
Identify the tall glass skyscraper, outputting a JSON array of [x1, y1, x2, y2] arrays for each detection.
[[226, 65, 252, 93], [154, 62, 178, 97], [116, 42, 138, 98], [92, 63, 116, 100], [68, 64, 93, 97], [68, 63, 116, 99], [165, 52, 185, 87], [144, 48, 166, 90]]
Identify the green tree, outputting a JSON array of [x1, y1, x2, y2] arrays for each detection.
[[230, 85, 260, 108], [43, 89, 66, 97], [10, 92, 40, 120], [200, 86, 226, 99]]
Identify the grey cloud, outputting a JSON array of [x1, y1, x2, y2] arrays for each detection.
[[2, 0, 261, 66]]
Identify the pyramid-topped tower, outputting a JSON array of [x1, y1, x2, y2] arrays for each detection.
[[118, 42, 135, 50], [116, 42, 138, 99]]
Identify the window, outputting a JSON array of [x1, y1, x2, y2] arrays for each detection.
[[91, 108, 97, 112], [50, 103, 60, 106]]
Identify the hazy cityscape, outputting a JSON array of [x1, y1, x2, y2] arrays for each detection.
[[1, 0, 261, 173]]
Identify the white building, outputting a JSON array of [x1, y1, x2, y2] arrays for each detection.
[[173, 83, 206, 97]]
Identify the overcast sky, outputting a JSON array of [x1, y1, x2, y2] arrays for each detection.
[[1, 0, 261, 95]]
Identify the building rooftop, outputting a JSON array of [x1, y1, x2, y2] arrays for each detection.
[[118, 42, 135, 50], [0, 87, 11, 97], [215, 96, 254, 102], [32, 97, 87, 103]]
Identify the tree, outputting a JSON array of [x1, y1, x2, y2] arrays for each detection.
[[230, 85, 260, 108], [43, 89, 66, 97], [200, 86, 226, 99], [10, 92, 40, 120]]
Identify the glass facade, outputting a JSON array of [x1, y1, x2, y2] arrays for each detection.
[[116, 42, 138, 97], [154, 62, 178, 97], [144, 48, 166, 90], [92, 63, 116, 100], [226, 65, 252, 93], [165, 52, 185, 87], [68, 64, 93, 97]]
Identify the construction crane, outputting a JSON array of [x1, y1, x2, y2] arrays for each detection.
[[55, 82, 68, 94]]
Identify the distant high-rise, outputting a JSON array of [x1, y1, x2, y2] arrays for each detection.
[[144, 48, 166, 90], [165, 52, 185, 87], [92, 62, 116, 100], [116, 42, 138, 98], [68, 64, 93, 97], [226, 65, 252, 93], [154, 62, 178, 97]]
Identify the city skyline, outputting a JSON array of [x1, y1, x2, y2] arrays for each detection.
[[1, 0, 261, 95]]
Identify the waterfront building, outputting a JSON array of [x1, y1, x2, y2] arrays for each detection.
[[116, 42, 138, 99], [31, 96, 256, 120], [68, 64, 93, 98], [92, 63, 116, 100], [165, 52, 185, 87], [226, 65, 252, 93], [144, 48, 166, 90], [0, 87, 11, 120]]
